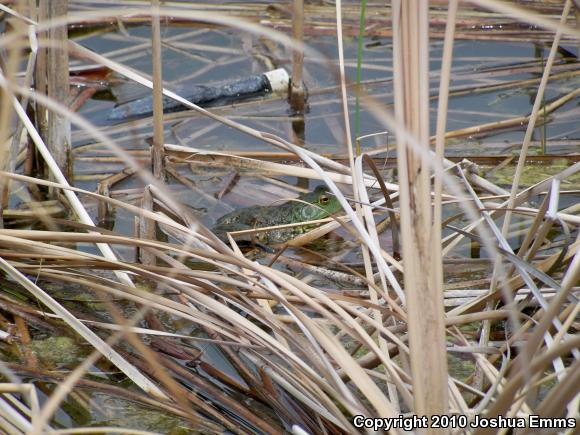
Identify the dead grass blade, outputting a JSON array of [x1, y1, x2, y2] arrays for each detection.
[[0, 256, 164, 398]]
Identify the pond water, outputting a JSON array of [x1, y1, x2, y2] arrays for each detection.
[[70, 19, 580, 263], [76, 26, 580, 155]]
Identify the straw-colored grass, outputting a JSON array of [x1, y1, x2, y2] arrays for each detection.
[[0, 1, 578, 433]]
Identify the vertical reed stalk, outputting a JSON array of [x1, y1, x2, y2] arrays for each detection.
[[6, 6, 38, 208], [391, 0, 448, 424], [433, 0, 458, 242], [151, 1, 165, 180], [35, 1, 48, 169], [0, 1, 26, 223], [354, 0, 367, 151], [46, 0, 71, 184], [289, 0, 305, 113], [430, 1, 458, 395]]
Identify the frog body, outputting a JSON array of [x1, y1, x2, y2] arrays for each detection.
[[213, 186, 341, 244]]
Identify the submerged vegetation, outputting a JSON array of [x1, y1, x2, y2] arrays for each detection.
[[0, 0, 578, 433]]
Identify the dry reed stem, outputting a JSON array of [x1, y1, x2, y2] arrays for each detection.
[[150, 1, 165, 180], [454, 171, 570, 368], [391, 0, 448, 421], [0, 1, 578, 431], [289, 0, 305, 112], [0, 76, 135, 286], [333, 8, 394, 399], [433, 0, 458, 246], [165, 144, 385, 187], [0, 9, 26, 220], [4, 244, 352, 430], [442, 160, 580, 255], [468, 0, 580, 39], [0, 383, 43, 433], [62, 1, 580, 41], [45, 0, 71, 184], [0, 256, 165, 401], [478, 11, 575, 376], [0, 177, 394, 430]]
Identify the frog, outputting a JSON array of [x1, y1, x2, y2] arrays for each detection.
[[212, 186, 341, 244]]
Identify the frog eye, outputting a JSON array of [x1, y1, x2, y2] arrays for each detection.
[[319, 195, 329, 205]]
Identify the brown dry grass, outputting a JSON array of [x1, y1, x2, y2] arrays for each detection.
[[0, 1, 578, 433]]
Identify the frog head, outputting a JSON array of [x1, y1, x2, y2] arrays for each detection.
[[294, 186, 342, 222]]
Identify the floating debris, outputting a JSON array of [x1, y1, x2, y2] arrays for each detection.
[[108, 68, 289, 121]]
